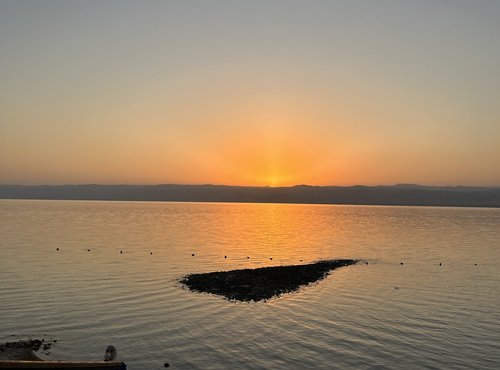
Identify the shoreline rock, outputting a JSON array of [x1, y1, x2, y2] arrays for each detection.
[[0, 339, 51, 360], [180, 259, 359, 302]]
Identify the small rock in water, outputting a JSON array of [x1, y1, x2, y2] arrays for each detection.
[[365, 261, 369, 265], [42, 343, 52, 351], [164, 363, 170, 368], [400, 262, 404, 265], [439, 262, 442, 266], [120, 250, 123, 254], [87, 249, 91, 252], [394, 287, 399, 289], [224, 255, 227, 258], [474, 263, 478, 266], [150, 252, 153, 255], [270, 257, 273, 260], [247, 256, 250, 259], [56, 248, 59, 251], [192, 253, 195, 256]]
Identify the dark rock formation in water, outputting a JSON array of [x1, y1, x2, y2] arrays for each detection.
[[0, 339, 49, 360], [181, 259, 359, 302]]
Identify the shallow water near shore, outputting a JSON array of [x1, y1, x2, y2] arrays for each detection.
[[1, 200, 500, 369]]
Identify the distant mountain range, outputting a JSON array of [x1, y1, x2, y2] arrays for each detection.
[[1, 184, 500, 208]]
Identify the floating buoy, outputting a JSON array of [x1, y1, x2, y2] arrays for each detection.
[[120, 250, 123, 254], [270, 257, 273, 260], [400, 262, 403, 265], [224, 255, 227, 258], [474, 263, 478, 266], [439, 262, 442, 266], [192, 253, 195, 256], [150, 252, 153, 255], [394, 287, 399, 290], [87, 249, 91, 252], [247, 256, 250, 259], [365, 261, 368, 265], [164, 363, 170, 368], [56, 248, 59, 251]]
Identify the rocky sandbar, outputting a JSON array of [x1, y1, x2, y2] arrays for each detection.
[[181, 259, 358, 302]]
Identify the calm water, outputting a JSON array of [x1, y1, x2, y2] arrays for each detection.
[[1, 200, 499, 369]]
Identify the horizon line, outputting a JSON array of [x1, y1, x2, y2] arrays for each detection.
[[2, 183, 500, 189]]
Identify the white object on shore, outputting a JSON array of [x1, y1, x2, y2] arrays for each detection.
[[104, 346, 117, 362]]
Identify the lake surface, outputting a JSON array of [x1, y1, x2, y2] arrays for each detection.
[[1, 200, 499, 369]]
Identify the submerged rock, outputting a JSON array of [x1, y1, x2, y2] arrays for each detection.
[[180, 259, 358, 302]]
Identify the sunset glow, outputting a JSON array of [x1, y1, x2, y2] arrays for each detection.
[[1, 3, 500, 369], [1, 1, 499, 186]]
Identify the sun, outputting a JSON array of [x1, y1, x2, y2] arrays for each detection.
[[252, 172, 297, 187], [268, 175, 281, 187]]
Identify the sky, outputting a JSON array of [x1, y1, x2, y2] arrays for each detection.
[[1, 0, 499, 187]]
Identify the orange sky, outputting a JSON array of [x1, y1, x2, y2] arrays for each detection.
[[1, 1, 499, 186]]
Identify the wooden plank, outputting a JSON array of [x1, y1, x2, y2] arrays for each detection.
[[0, 360, 125, 369]]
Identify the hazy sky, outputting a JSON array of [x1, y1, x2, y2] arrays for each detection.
[[1, 1, 499, 186]]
